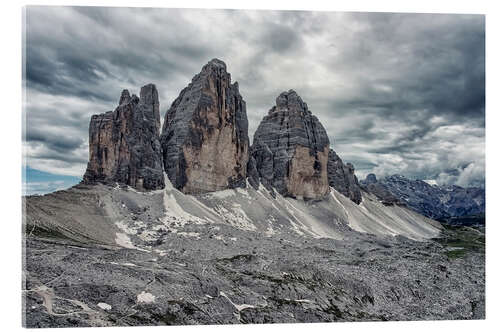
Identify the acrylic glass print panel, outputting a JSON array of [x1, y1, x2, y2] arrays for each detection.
[[22, 6, 485, 328]]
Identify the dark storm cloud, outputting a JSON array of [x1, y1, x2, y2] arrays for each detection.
[[25, 127, 84, 152], [23, 7, 484, 188], [320, 14, 484, 118], [260, 23, 303, 53], [25, 46, 112, 101]]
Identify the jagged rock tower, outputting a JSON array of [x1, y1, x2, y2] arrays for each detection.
[[80, 59, 363, 203], [327, 149, 362, 204], [82, 84, 164, 190], [160, 59, 249, 194], [249, 90, 330, 200]]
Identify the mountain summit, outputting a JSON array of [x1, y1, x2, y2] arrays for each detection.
[[160, 59, 249, 194], [249, 90, 331, 200], [81, 60, 364, 204], [82, 84, 164, 190]]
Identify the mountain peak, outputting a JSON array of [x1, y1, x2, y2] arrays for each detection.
[[273, 89, 309, 114], [203, 58, 227, 71], [250, 91, 330, 200], [119, 89, 131, 105], [83, 84, 164, 190], [364, 173, 378, 185], [160, 59, 248, 194]]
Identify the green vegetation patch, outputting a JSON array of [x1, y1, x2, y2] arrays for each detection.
[[434, 225, 485, 259], [444, 248, 468, 259]]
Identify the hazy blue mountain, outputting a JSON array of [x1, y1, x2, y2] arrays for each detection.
[[361, 174, 485, 225]]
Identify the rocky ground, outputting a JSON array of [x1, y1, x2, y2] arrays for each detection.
[[22, 186, 485, 327]]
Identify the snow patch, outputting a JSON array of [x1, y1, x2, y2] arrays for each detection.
[[115, 220, 138, 235], [154, 249, 167, 256], [122, 263, 137, 267], [265, 216, 277, 236], [137, 291, 156, 304], [115, 233, 136, 249], [235, 187, 250, 198], [208, 190, 235, 199], [114, 233, 149, 252], [213, 204, 257, 231], [162, 182, 208, 232], [97, 302, 112, 310], [109, 261, 138, 267], [220, 291, 255, 311]]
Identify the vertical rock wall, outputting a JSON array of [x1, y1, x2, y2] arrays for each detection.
[[82, 84, 164, 190], [160, 59, 249, 194], [250, 90, 330, 200], [80, 59, 363, 203], [327, 149, 362, 204]]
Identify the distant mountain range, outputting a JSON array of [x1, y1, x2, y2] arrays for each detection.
[[360, 174, 485, 225]]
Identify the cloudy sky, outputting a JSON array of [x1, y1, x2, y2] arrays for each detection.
[[23, 6, 485, 194]]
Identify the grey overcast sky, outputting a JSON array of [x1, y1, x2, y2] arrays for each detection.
[[23, 6, 485, 193]]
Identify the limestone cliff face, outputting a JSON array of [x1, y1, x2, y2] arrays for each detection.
[[327, 149, 362, 204], [250, 90, 330, 200], [82, 84, 164, 190], [160, 59, 249, 194], [80, 60, 363, 202]]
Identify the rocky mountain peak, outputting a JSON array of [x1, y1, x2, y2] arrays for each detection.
[[82, 83, 164, 190], [249, 91, 330, 200], [327, 149, 362, 204], [364, 173, 378, 185], [273, 89, 310, 115], [139, 83, 159, 104], [203, 58, 227, 71], [119, 89, 131, 105], [194, 58, 231, 85], [139, 83, 161, 132], [160, 59, 249, 194], [81, 60, 363, 205]]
